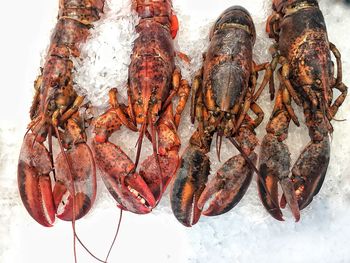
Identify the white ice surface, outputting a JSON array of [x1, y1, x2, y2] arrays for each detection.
[[1, 0, 350, 262]]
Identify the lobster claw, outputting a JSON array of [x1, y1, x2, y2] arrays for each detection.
[[93, 141, 156, 214], [258, 133, 300, 222], [289, 137, 330, 210], [18, 133, 56, 227], [170, 146, 210, 227], [54, 143, 96, 221], [198, 153, 256, 216], [18, 133, 97, 226]]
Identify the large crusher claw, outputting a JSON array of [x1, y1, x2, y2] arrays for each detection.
[[18, 133, 96, 226], [93, 141, 156, 214], [198, 153, 256, 216], [289, 137, 330, 210]]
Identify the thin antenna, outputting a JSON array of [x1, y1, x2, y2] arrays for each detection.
[[54, 126, 78, 263], [105, 209, 123, 262]]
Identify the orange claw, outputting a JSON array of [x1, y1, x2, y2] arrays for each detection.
[[18, 131, 97, 226], [18, 134, 55, 227], [54, 143, 96, 221], [93, 140, 156, 214]]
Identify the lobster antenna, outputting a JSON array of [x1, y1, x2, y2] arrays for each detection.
[[29, 117, 45, 149], [47, 126, 57, 181], [105, 209, 123, 262], [149, 115, 163, 205], [75, 235, 107, 263], [214, 113, 224, 162], [24, 116, 42, 138], [228, 137, 280, 210], [216, 132, 223, 163], [53, 126, 78, 263], [76, 141, 107, 262], [134, 122, 147, 170]]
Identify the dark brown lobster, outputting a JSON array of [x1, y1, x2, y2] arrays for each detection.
[[93, 0, 190, 214], [17, 0, 105, 227], [259, 0, 347, 221], [170, 6, 274, 227]]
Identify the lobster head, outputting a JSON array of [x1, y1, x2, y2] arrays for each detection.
[[210, 6, 256, 44], [272, 0, 319, 13]]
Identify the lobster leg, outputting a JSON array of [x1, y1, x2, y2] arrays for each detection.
[[29, 75, 42, 120], [252, 60, 277, 101], [330, 42, 343, 85], [329, 82, 348, 119], [174, 79, 191, 128], [327, 44, 348, 118]]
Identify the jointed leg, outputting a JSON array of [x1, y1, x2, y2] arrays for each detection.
[[191, 67, 204, 124], [174, 79, 190, 128], [161, 67, 182, 112], [30, 75, 43, 120], [107, 88, 137, 131], [278, 57, 302, 106], [302, 85, 318, 108], [249, 102, 264, 129], [266, 13, 282, 40], [253, 55, 278, 101], [282, 87, 300, 127], [330, 42, 342, 85], [60, 95, 85, 123], [329, 82, 348, 119], [235, 94, 252, 132]]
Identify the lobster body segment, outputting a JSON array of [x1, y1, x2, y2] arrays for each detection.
[[17, 0, 105, 227], [93, 0, 190, 214], [171, 6, 272, 227], [260, 0, 347, 221]]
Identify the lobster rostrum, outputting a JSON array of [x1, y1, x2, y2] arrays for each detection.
[[259, 0, 348, 221], [170, 6, 274, 227], [18, 0, 105, 227], [93, 0, 190, 214]]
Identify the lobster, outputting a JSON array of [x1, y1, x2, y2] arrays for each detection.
[[93, 0, 190, 214], [170, 6, 274, 227], [17, 0, 105, 228], [259, 0, 348, 221]]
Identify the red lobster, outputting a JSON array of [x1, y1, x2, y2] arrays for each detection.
[[259, 0, 348, 221], [93, 0, 190, 214], [170, 6, 274, 227], [17, 0, 105, 227]]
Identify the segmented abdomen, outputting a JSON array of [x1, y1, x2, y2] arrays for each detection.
[[38, 0, 105, 115]]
